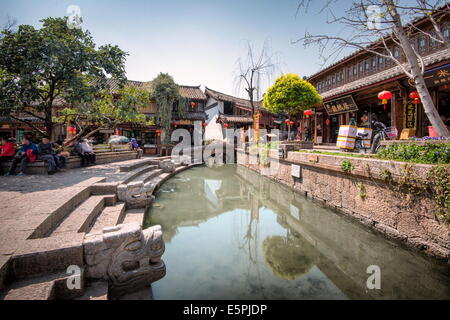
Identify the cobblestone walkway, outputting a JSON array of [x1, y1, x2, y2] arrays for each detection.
[[0, 158, 150, 261]]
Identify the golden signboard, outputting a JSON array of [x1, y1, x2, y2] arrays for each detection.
[[403, 103, 417, 129]]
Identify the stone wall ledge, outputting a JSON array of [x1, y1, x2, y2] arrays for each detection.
[[236, 149, 449, 261], [285, 151, 442, 183]]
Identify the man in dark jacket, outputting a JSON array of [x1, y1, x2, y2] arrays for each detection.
[[5, 137, 38, 176], [38, 137, 58, 175]]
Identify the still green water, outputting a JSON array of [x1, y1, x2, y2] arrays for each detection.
[[144, 165, 449, 300]]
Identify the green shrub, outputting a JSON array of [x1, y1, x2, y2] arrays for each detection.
[[377, 142, 450, 164], [340, 160, 354, 173]]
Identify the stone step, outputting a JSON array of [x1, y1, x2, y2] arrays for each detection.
[[28, 177, 106, 239], [87, 203, 126, 235], [91, 182, 120, 195], [75, 281, 108, 300], [119, 158, 157, 172], [122, 165, 159, 184], [51, 196, 107, 235], [144, 164, 195, 195], [132, 168, 164, 185], [8, 233, 84, 281], [121, 208, 146, 226], [1, 270, 85, 300], [104, 194, 118, 206]]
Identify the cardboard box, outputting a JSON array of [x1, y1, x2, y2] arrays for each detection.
[[338, 125, 357, 138], [337, 136, 356, 150], [357, 128, 373, 148]]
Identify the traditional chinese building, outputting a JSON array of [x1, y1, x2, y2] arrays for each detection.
[[0, 97, 69, 143], [204, 87, 277, 130], [108, 80, 207, 155], [307, 13, 450, 143], [0, 79, 208, 156]]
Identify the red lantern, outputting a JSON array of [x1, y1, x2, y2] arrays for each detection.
[[191, 102, 197, 109], [285, 119, 290, 124], [325, 119, 331, 126], [156, 129, 162, 137], [67, 126, 76, 134], [378, 90, 393, 111], [409, 91, 420, 100], [203, 122, 208, 127], [223, 123, 229, 128], [290, 121, 295, 126], [304, 110, 313, 118], [413, 98, 421, 105]]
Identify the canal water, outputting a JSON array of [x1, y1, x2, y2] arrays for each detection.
[[144, 165, 450, 300]]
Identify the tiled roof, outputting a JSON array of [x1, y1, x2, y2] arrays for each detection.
[[178, 86, 207, 100], [205, 87, 263, 109], [217, 114, 254, 124], [105, 79, 206, 100], [104, 78, 146, 92], [319, 49, 450, 100], [307, 8, 449, 81]]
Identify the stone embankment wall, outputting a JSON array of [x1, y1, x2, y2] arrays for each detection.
[[237, 149, 449, 261]]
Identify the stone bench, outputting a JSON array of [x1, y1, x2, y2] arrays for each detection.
[[1, 150, 140, 175]]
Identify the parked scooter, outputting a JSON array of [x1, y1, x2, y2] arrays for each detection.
[[370, 121, 388, 154], [354, 132, 370, 153]]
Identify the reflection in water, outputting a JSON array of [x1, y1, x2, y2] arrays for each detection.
[[263, 234, 314, 281], [144, 165, 450, 300]]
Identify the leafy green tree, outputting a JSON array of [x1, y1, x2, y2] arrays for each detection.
[[148, 73, 186, 144], [0, 17, 128, 139], [57, 85, 152, 144], [263, 73, 322, 116]]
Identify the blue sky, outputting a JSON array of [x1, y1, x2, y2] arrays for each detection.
[[0, 0, 352, 97]]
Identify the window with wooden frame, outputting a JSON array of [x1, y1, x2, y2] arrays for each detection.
[[393, 46, 401, 60], [385, 48, 397, 66], [347, 66, 353, 82], [377, 54, 384, 70], [443, 24, 450, 41], [358, 62, 364, 76], [429, 30, 438, 49], [417, 35, 427, 54], [364, 59, 370, 74], [371, 56, 377, 72]]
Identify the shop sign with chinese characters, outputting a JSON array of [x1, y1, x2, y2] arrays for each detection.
[[423, 64, 450, 88], [404, 103, 417, 129], [324, 95, 359, 116]]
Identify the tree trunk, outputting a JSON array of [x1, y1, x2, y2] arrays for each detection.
[[386, 0, 449, 137], [64, 127, 102, 146]]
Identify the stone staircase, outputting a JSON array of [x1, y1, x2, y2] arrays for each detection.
[[0, 156, 197, 300]]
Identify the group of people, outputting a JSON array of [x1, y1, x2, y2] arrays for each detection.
[[0, 136, 97, 176]]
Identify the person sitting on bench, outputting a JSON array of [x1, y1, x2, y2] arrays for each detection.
[[38, 137, 59, 175], [5, 137, 38, 176], [80, 139, 96, 166], [0, 137, 16, 175]]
